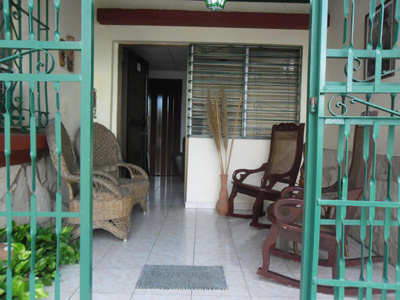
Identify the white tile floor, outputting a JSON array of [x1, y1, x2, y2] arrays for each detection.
[[47, 177, 397, 300]]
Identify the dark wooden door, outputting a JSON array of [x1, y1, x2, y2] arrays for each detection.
[[125, 49, 148, 171], [148, 79, 182, 176]]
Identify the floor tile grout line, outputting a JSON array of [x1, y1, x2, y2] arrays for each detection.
[[130, 177, 171, 297], [227, 215, 253, 298]]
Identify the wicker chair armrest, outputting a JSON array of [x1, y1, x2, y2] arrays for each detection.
[[117, 162, 149, 180], [77, 170, 120, 186], [93, 170, 120, 186], [272, 198, 304, 223], [92, 175, 122, 196], [232, 162, 268, 183]]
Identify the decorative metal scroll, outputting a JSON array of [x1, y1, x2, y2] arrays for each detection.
[[328, 94, 400, 117], [0, 0, 51, 131]]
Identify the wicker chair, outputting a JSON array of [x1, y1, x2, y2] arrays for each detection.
[[75, 123, 150, 213], [46, 119, 135, 241]]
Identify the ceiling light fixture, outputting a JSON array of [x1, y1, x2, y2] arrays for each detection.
[[205, 0, 227, 11]]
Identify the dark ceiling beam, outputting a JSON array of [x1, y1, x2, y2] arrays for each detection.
[[97, 9, 310, 30]]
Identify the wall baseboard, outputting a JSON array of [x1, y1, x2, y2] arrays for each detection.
[[185, 201, 252, 210]]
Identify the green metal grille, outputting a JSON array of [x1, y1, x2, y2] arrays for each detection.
[[1, 0, 94, 299], [302, 0, 400, 299], [0, 0, 51, 131]]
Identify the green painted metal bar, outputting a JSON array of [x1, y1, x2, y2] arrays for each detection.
[[4, 80, 13, 300], [358, 125, 370, 299], [366, 122, 378, 298], [54, 81, 61, 300], [335, 122, 350, 298], [54, 0, 60, 41], [324, 82, 400, 93], [0, 74, 81, 81], [319, 219, 399, 226], [327, 49, 400, 58], [315, 279, 400, 290], [342, 0, 349, 48], [318, 199, 400, 208], [0, 211, 80, 217], [28, 80, 38, 300], [80, 0, 95, 298], [300, 0, 327, 298], [0, 40, 82, 49]]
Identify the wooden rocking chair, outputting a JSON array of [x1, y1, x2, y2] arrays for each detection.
[[227, 123, 305, 228], [257, 122, 384, 295]]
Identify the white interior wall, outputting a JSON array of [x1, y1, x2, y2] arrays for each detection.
[[93, 2, 309, 207], [327, 1, 400, 155]]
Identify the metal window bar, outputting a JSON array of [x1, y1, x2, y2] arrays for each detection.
[[302, 0, 400, 299], [187, 44, 301, 139], [1, 0, 94, 299], [0, 0, 51, 131]]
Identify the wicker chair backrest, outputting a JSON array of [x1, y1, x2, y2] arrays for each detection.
[[75, 122, 122, 174], [46, 119, 80, 197]]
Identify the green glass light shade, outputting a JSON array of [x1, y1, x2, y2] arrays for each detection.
[[205, 0, 227, 11]]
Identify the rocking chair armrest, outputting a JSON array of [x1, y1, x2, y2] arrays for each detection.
[[321, 182, 338, 194], [273, 198, 304, 223], [117, 162, 149, 180], [261, 171, 292, 189], [232, 162, 268, 183], [281, 186, 304, 198]]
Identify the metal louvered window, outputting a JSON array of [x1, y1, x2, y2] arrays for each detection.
[[187, 44, 302, 139]]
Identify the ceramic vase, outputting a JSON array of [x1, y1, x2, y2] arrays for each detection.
[[216, 174, 229, 216]]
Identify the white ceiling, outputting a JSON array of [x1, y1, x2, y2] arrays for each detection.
[[127, 45, 189, 72]]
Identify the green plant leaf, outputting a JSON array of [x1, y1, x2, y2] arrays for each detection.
[[61, 226, 73, 236], [12, 243, 25, 254], [0, 287, 5, 296], [18, 250, 31, 261], [35, 258, 48, 272], [15, 260, 30, 274], [12, 275, 29, 297], [42, 274, 53, 286]]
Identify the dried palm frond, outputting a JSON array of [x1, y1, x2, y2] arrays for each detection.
[[220, 85, 229, 152], [225, 94, 243, 175], [214, 96, 224, 175], [206, 86, 243, 176], [206, 87, 221, 152]]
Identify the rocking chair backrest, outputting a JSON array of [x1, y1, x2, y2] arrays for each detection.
[[264, 123, 305, 186], [345, 123, 374, 220]]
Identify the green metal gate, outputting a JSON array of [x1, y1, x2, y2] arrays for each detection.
[[0, 1, 94, 299], [302, 0, 400, 299]]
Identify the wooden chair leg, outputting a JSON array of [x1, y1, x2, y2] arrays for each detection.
[[293, 242, 298, 255], [227, 185, 237, 216], [250, 193, 264, 227], [258, 224, 279, 277]]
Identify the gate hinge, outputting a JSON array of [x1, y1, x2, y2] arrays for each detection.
[[310, 97, 317, 113]]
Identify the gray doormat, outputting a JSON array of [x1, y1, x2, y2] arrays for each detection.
[[135, 265, 227, 290]]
